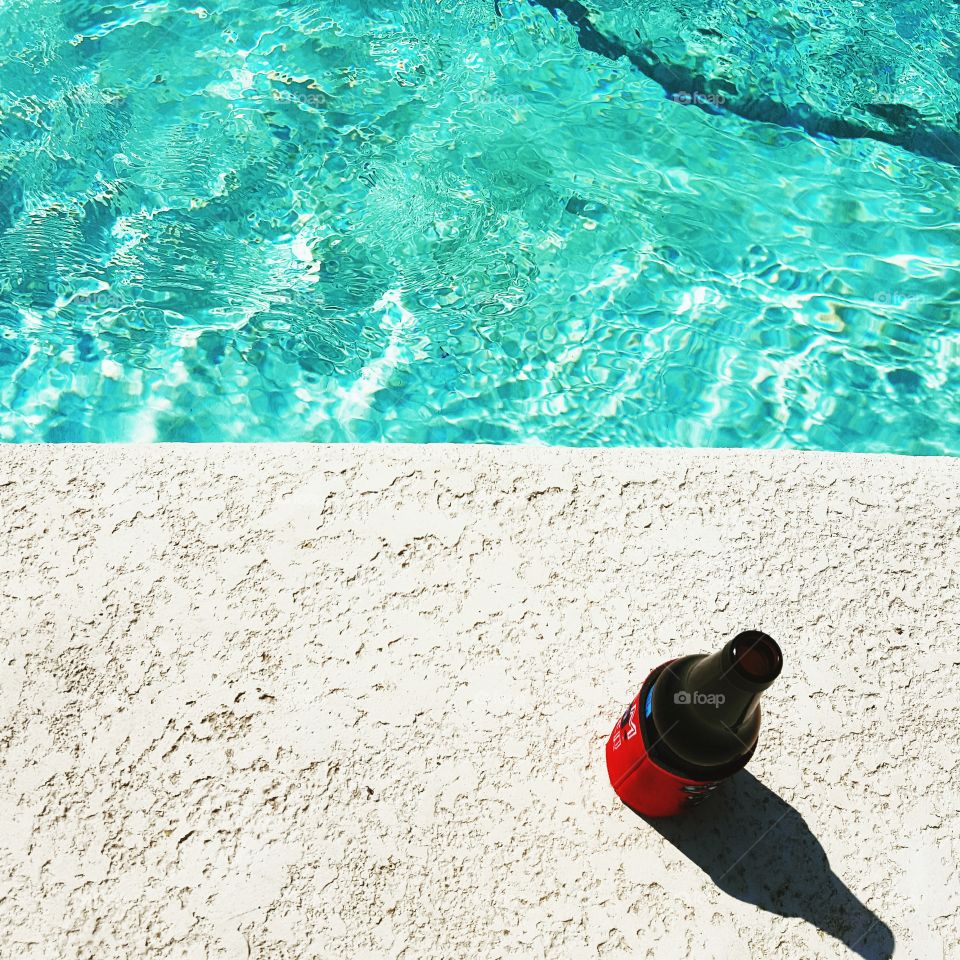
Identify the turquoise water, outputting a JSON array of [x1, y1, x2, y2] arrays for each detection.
[[1, 0, 959, 449]]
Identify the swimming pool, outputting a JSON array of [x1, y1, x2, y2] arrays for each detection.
[[1, 0, 959, 449]]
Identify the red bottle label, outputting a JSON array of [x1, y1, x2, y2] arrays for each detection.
[[606, 683, 722, 818]]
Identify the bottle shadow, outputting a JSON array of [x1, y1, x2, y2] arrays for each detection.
[[638, 771, 894, 960]]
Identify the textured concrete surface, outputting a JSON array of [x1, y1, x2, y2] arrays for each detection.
[[1, 445, 958, 960]]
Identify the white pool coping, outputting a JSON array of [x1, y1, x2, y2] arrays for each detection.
[[1, 445, 957, 958]]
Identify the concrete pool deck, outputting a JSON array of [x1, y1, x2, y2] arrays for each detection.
[[1, 445, 958, 958]]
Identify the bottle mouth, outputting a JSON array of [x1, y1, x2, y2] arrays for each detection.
[[729, 631, 782, 684]]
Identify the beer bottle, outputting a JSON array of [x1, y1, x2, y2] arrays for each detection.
[[606, 631, 782, 817]]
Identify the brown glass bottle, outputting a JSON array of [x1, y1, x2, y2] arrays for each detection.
[[649, 630, 783, 780], [606, 630, 783, 816]]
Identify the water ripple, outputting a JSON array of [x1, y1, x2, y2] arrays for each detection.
[[0, 0, 958, 450]]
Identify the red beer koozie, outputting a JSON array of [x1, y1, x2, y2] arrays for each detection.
[[606, 632, 782, 818]]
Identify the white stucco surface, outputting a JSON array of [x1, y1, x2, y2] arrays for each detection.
[[1, 445, 958, 960]]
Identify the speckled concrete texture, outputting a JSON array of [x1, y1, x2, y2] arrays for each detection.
[[1, 445, 958, 960]]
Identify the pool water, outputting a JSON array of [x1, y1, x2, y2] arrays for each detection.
[[1, 0, 959, 449]]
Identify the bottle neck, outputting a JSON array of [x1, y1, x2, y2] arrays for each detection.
[[681, 648, 765, 732]]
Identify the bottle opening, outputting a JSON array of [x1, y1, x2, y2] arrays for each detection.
[[730, 631, 782, 684]]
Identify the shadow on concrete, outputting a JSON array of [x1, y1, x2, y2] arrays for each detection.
[[639, 771, 894, 960]]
